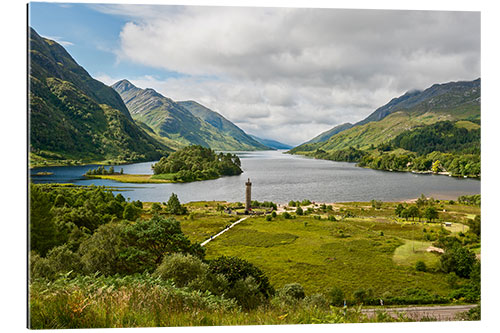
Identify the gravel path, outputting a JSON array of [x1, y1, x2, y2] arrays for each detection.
[[200, 216, 250, 246], [361, 304, 477, 321]]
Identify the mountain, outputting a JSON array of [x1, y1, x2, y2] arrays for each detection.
[[176, 101, 268, 150], [112, 80, 268, 151], [302, 123, 353, 145], [290, 78, 480, 154], [29, 27, 170, 166], [248, 135, 292, 150], [354, 79, 480, 127]]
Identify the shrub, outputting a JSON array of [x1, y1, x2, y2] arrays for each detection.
[[415, 261, 427, 272], [296, 206, 304, 215], [278, 283, 306, 300], [266, 215, 272, 221], [151, 202, 162, 214], [123, 203, 141, 220], [208, 256, 274, 299], [155, 253, 208, 287], [328, 286, 344, 306], [282, 212, 291, 219], [303, 294, 329, 309], [271, 211, 277, 218]]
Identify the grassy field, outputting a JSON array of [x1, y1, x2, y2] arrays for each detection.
[[86, 174, 174, 183], [204, 215, 449, 297], [192, 200, 480, 299]]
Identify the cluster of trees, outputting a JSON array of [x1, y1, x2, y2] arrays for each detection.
[[390, 121, 480, 155], [394, 203, 439, 222], [306, 121, 480, 178], [358, 151, 480, 177], [458, 194, 481, 206], [30, 184, 143, 256], [288, 199, 313, 207], [29, 184, 279, 310], [152, 145, 242, 182], [85, 165, 123, 176], [313, 147, 367, 162]]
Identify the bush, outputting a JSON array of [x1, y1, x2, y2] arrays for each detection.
[[228, 276, 266, 310], [123, 202, 141, 220], [271, 211, 277, 218], [278, 283, 306, 300], [303, 294, 329, 309], [265, 215, 272, 221], [155, 253, 208, 287], [282, 212, 291, 219], [208, 256, 274, 299], [328, 286, 344, 306], [415, 261, 427, 272], [296, 206, 304, 215]]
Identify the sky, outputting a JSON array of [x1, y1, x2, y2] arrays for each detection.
[[29, 2, 481, 146]]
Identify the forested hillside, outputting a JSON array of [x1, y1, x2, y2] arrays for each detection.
[[29, 28, 170, 167], [289, 79, 480, 177]]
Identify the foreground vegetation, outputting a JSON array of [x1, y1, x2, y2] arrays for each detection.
[[29, 184, 480, 328]]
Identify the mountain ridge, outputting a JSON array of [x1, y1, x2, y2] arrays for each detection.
[[291, 78, 480, 154], [112, 80, 268, 151], [29, 27, 170, 166]]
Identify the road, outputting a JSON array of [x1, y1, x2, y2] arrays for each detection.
[[361, 304, 477, 321], [200, 216, 249, 246]]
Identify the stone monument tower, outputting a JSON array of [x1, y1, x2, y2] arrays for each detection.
[[245, 178, 252, 212]]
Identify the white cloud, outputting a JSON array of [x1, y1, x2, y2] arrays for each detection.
[[93, 5, 480, 145], [44, 35, 74, 46]]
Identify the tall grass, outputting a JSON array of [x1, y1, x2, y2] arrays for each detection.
[[29, 275, 414, 329]]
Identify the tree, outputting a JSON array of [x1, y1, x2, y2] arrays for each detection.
[[296, 206, 304, 215], [423, 206, 439, 222], [123, 202, 141, 220], [30, 185, 59, 256], [407, 205, 420, 221], [440, 244, 477, 278], [165, 193, 187, 215], [79, 223, 126, 275], [395, 203, 405, 217], [121, 216, 205, 273], [469, 215, 480, 236], [431, 160, 442, 173]]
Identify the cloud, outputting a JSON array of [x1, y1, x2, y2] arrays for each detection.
[[44, 35, 74, 46], [93, 5, 480, 145]]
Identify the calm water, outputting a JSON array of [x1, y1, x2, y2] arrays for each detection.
[[30, 150, 480, 203]]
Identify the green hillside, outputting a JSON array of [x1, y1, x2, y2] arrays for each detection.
[[112, 80, 268, 151], [177, 101, 269, 150], [292, 79, 480, 154], [29, 28, 170, 167], [289, 79, 480, 177], [302, 122, 353, 145]]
